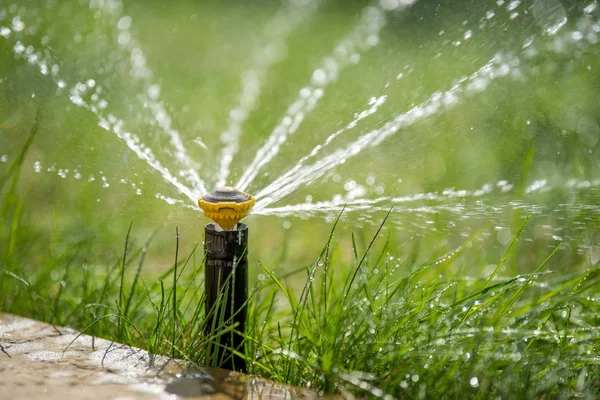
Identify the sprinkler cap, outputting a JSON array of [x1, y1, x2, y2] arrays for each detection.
[[198, 186, 255, 231]]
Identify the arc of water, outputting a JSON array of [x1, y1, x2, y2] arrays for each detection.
[[2, 15, 198, 205], [254, 177, 600, 218], [96, 113, 197, 202], [215, 0, 321, 188], [254, 0, 587, 207], [255, 0, 540, 201], [255, 94, 387, 199], [254, 181, 501, 216], [254, 197, 494, 218], [254, 196, 388, 216], [256, 203, 476, 217], [254, 53, 518, 210], [97, 2, 208, 194], [235, 4, 387, 191], [255, 8, 600, 209]]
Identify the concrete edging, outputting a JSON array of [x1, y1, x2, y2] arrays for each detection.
[[0, 313, 314, 399]]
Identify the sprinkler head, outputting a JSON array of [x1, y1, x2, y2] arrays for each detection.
[[198, 186, 255, 231]]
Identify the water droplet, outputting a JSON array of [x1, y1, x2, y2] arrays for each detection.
[[311, 69, 327, 86], [0, 27, 10, 38], [11, 16, 24, 32], [118, 31, 131, 45], [470, 377, 479, 388], [118, 16, 132, 31], [497, 228, 512, 245], [532, 0, 567, 35], [147, 84, 160, 100], [344, 180, 357, 191], [507, 0, 520, 11], [380, 0, 400, 10], [299, 87, 311, 98]]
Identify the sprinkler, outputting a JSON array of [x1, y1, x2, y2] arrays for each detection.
[[198, 186, 255, 372]]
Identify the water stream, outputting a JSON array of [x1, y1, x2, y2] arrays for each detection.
[[1, 0, 599, 267]]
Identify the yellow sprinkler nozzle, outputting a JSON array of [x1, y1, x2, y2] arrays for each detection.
[[198, 186, 255, 231]]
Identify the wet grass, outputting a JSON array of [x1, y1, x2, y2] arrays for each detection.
[[1, 121, 600, 398]]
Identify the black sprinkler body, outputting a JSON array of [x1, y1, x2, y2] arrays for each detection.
[[198, 187, 255, 372]]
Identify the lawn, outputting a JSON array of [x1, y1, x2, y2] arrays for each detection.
[[1, 0, 600, 398]]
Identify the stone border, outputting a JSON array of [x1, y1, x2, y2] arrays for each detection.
[[0, 313, 315, 399]]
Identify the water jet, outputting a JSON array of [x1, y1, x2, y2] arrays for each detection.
[[2, 2, 600, 396], [198, 186, 255, 372]]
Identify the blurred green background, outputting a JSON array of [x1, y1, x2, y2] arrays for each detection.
[[1, 0, 599, 282]]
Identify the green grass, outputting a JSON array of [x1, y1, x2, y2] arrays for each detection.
[[1, 3, 599, 394], [1, 120, 600, 398]]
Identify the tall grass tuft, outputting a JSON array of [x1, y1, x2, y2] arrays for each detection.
[[1, 118, 600, 398]]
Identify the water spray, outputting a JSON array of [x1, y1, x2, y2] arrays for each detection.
[[197, 186, 255, 372]]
